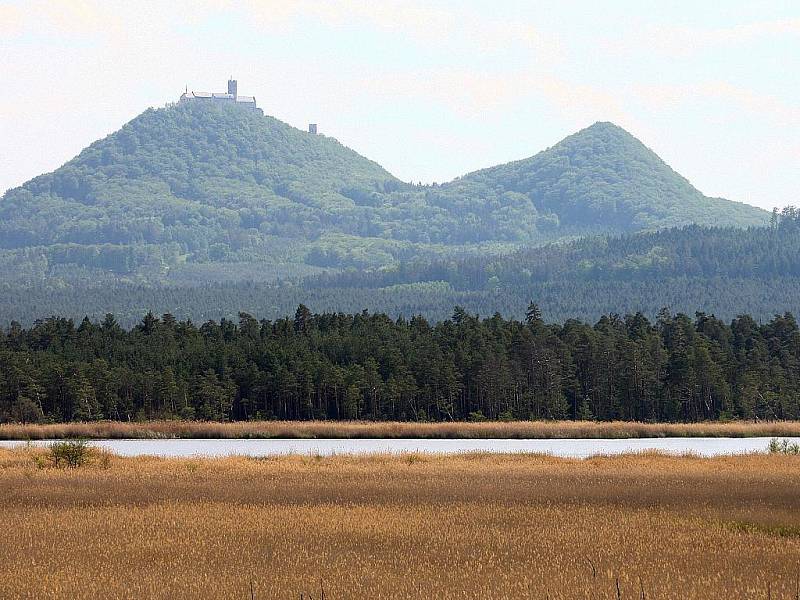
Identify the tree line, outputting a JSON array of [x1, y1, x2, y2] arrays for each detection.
[[310, 208, 800, 292], [2, 305, 799, 424]]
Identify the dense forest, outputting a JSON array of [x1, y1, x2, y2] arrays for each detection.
[[0, 103, 767, 287], [312, 207, 800, 291], [2, 305, 799, 424], [2, 211, 797, 328], [2, 275, 800, 331]]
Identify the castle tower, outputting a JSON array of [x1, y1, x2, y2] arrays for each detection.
[[227, 78, 238, 99]]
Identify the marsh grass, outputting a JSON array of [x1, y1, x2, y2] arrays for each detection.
[[726, 521, 800, 538], [1, 449, 800, 598], [4, 419, 800, 440]]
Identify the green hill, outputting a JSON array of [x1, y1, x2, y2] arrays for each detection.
[[440, 122, 767, 233], [0, 104, 769, 287], [0, 102, 402, 274]]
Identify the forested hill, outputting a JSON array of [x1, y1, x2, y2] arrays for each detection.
[[0, 102, 399, 260], [440, 121, 767, 232], [0, 103, 768, 286]]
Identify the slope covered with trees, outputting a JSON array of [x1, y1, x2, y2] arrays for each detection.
[[14, 213, 796, 315], [315, 207, 800, 289], [286, 207, 800, 323], [0, 211, 797, 327], [0, 104, 768, 287], [439, 121, 766, 233], [2, 306, 799, 423]]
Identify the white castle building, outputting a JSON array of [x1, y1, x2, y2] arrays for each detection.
[[179, 79, 261, 113]]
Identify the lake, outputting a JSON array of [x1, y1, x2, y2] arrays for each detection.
[[1, 437, 795, 458]]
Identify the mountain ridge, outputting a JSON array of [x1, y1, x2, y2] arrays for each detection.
[[0, 103, 769, 286]]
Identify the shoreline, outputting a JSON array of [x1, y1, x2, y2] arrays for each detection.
[[2, 419, 800, 441]]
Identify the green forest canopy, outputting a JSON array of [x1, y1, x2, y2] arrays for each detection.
[[1, 209, 796, 328], [2, 305, 798, 424]]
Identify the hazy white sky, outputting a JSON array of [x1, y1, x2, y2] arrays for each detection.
[[1, 0, 798, 210]]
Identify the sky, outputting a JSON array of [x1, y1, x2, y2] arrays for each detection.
[[0, 1, 798, 211]]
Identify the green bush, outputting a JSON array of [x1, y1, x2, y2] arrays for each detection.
[[768, 438, 800, 455], [49, 440, 91, 468], [468, 411, 487, 422]]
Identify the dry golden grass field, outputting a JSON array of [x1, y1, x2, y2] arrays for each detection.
[[4, 419, 800, 440], [1, 448, 800, 599]]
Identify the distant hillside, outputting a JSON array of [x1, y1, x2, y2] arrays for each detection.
[[0, 103, 768, 287], [0, 102, 403, 280], [315, 213, 800, 291], [287, 209, 800, 323], [440, 122, 766, 232], [2, 214, 799, 327]]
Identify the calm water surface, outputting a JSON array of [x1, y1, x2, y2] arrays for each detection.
[[1, 437, 795, 458]]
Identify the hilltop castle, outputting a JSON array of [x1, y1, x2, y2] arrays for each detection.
[[179, 79, 262, 113]]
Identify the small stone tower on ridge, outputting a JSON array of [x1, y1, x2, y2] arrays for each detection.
[[227, 78, 238, 99]]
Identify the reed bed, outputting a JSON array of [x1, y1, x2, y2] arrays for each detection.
[[3, 419, 800, 440], [1, 448, 800, 598]]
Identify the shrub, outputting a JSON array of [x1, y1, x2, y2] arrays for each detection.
[[768, 438, 800, 455], [468, 411, 487, 422], [49, 440, 91, 468]]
